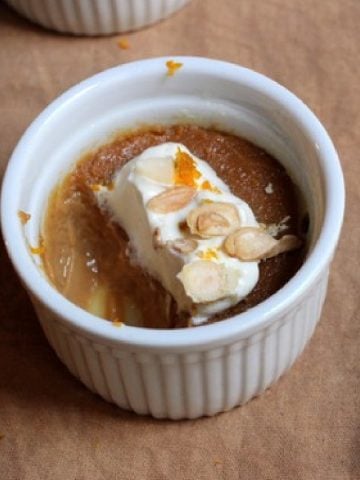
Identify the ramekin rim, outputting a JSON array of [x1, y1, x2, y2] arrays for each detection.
[[0, 56, 345, 349]]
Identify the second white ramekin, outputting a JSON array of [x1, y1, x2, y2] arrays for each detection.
[[1, 58, 345, 419], [5, 0, 191, 35]]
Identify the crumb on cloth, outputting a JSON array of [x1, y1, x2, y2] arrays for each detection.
[[117, 38, 130, 49]]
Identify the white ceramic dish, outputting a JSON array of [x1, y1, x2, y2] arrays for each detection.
[[5, 0, 190, 35], [1, 57, 344, 419]]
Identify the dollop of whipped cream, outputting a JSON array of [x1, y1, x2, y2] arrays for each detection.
[[96, 142, 260, 325]]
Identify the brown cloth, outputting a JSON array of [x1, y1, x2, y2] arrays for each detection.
[[0, 0, 359, 478]]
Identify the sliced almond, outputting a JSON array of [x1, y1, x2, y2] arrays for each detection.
[[147, 186, 197, 214], [135, 156, 174, 185], [197, 212, 230, 236], [265, 215, 291, 237], [167, 238, 198, 254], [224, 227, 301, 261], [187, 202, 240, 238], [177, 260, 238, 303], [224, 227, 277, 260], [265, 234, 302, 258]]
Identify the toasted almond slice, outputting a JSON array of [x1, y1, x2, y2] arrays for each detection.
[[187, 202, 240, 238], [265, 215, 291, 237], [224, 227, 277, 260], [197, 212, 230, 236], [177, 260, 238, 303], [224, 227, 301, 261], [265, 234, 302, 258], [147, 186, 197, 213], [167, 238, 198, 254], [135, 156, 174, 185]]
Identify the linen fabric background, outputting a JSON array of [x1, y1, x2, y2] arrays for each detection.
[[0, 0, 359, 478]]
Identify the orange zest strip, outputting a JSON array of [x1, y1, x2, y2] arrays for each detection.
[[174, 148, 201, 187], [117, 38, 130, 49], [18, 210, 31, 225], [90, 183, 115, 192], [30, 239, 45, 255], [200, 180, 221, 193], [197, 248, 219, 260], [112, 320, 124, 328], [166, 60, 183, 77]]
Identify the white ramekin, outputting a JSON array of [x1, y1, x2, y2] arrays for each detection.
[[4, 0, 190, 35], [1, 57, 344, 419]]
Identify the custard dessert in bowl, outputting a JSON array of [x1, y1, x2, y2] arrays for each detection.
[[1, 58, 344, 419], [42, 125, 304, 329]]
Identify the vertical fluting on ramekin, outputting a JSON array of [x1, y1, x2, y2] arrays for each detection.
[[34, 271, 328, 419], [5, 0, 191, 35]]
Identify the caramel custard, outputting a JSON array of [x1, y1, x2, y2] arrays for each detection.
[[41, 125, 306, 328]]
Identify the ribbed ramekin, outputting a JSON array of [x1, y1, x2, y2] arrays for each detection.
[[1, 58, 345, 419], [4, 0, 190, 35]]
